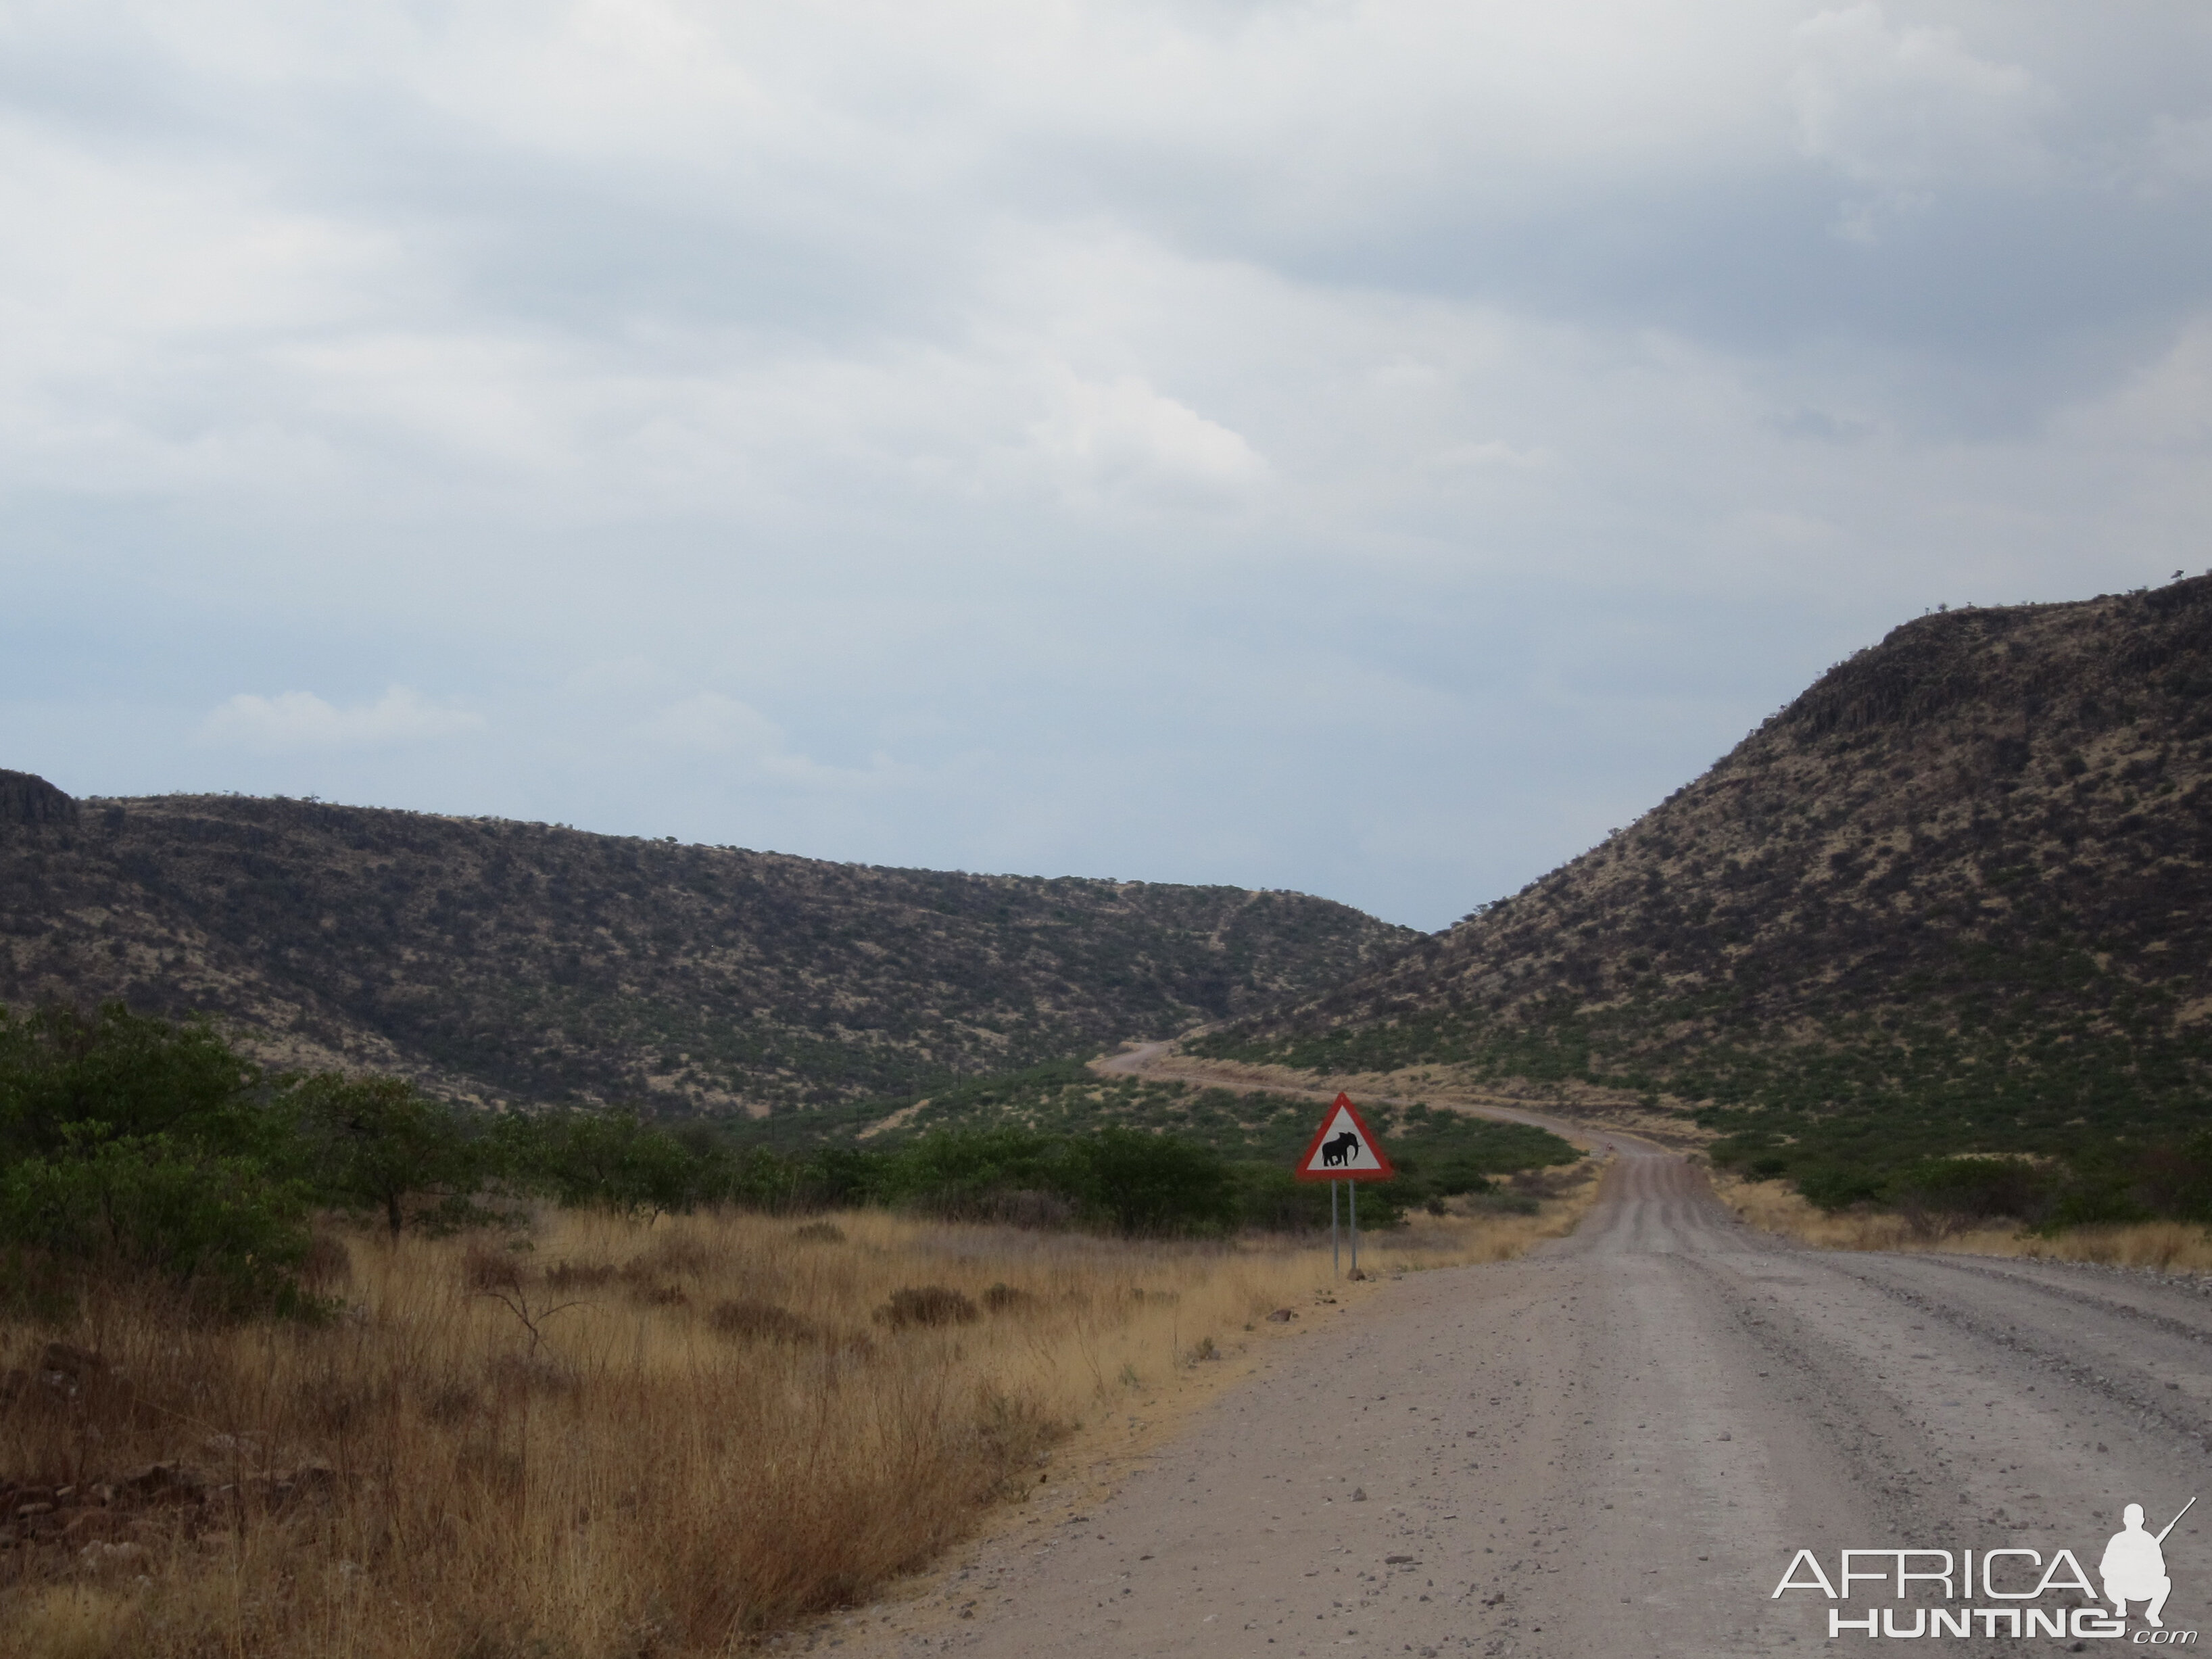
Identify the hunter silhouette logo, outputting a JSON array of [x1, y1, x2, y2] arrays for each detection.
[[1773, 1496, 2197, 1641], [2105, 1497, 2192, 1629]]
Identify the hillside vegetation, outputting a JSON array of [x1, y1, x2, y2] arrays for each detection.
[[0, 785, 1411, 1114], [1197, 578, 2212, 1215], [761, 1059, 1584, 1230]]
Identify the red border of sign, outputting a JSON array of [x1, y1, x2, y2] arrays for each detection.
[[1293, 1092, 1396, 1182]]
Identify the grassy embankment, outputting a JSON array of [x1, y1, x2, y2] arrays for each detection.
[[1710, 1168, 2212, 1273], [0, 1175, 1597, 1659]]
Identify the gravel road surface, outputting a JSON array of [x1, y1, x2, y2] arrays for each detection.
[[843, 1126, 2212, 1658]]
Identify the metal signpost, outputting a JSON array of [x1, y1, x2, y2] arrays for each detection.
[[1293, 1092, 1395, 1277]]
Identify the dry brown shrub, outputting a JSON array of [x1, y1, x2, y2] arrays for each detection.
[[1508, 1166, 1579, 1198], [460, 1240, 523, 1292], [420, 1381, 479, 1426], [971, 1190, 1078, 1229], [543, 1258, 620, 1290], [789, 1221, 845, 1245], [485, 1352, 581, 1397], [707, 1299, 823, 1344], [980, 1283, 1033, 1314], [624, 1232, 720, 1281], [874, 1286, 980, 1329], [299, 1232, 353, 1292]]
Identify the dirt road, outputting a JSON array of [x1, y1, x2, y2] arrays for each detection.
[[842, 1124, 2212, 1657]]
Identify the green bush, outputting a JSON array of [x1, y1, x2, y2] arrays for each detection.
[[0, 1001, 283, 1163], [1888, 1157, 2055, 1224], [0, 1132, 312, 1314], [0, 1003, 314, 1312], [1795, 1165, 1885, 1212], [1229, 1165, 1405, 1232], [500, 1109, 708, 1219], [1071, 1128, 1238, 1236]]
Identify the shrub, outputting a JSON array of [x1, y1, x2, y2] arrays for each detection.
[[874, 1286, 980, 1329], [461, 1240, 525, 1292], [709, 1298, 825, 1343], [1796, 1165, 1886, 1212], [0, 1001, 281, 1163], [1070, 1127, 1237, 1236], [544, 1258, 621, 1289], [1890, 1157, 2054, 1226], [502, 1109, 708, 1219], [0, 1132, 312, 1314]]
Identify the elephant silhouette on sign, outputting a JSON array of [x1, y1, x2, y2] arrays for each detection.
[[1320, 1130, 1361, 1168]]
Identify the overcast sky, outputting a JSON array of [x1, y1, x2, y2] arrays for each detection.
[[3, 2, 2207, 929]]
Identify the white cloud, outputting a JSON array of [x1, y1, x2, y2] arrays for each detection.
[[1789, 3, 2054, 196], [199, 688, 485, 752], [1024, 370, 1268, 507], [637, 692, 783, 754], [635, 694, 918, 793]]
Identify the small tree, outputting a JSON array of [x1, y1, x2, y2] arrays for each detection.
[[508, 1109, 703, 1221], [291, 1074, 483, 1239]]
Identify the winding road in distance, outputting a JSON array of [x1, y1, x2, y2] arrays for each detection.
[[846, 1055, 2212, 1658]]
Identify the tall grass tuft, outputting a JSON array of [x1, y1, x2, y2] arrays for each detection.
[[0, 1192, 1593, 1658], [1712, 1170, 2212, 1274]]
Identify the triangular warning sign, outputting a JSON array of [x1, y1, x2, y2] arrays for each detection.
[[1294, 1093, 1395, 1182]]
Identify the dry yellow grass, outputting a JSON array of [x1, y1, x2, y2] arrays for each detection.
[[0, 1185, 1595, 1659], [1710, 1169, 2212, 1274]]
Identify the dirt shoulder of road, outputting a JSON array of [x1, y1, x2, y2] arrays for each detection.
[[779, 1172, 1612, 1658]]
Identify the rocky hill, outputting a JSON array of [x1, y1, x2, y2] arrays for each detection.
[[1194, 579, 2212, 1186], [0, 787, 1413, 1115]]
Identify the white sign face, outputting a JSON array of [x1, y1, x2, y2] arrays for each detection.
[[1297, 1103, 1387, 1175]]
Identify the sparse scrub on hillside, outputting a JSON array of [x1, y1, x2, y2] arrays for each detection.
[[0, 786, 1416, 1114], [1193, 582, 2212, 1222]]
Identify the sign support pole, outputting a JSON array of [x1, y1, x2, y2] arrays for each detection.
[[1350, 1180, 1359, 1276], [1330, 1180, 1340, 1278]]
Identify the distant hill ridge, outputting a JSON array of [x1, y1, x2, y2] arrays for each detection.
[[1195, 578, 2212, 1181], [0, 769, 76, 827], [0, 788, 1414, 1115]]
